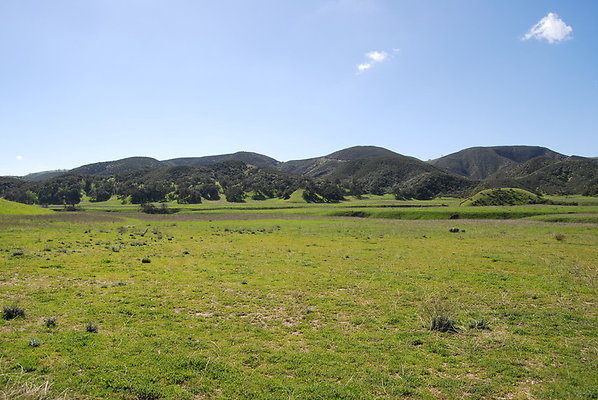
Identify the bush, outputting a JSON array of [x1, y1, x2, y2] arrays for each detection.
[[44, 317, 57, 328], [554, 234, 566, 241], [3, 305, 26, 320], [85, 323, 98, 333], [140, 203, 177, 214], [421, 297, 458, 333], [430, 315, 458, 333], [141, 257, 151, 264], [28, 338, 41, 347], [468, 318, 490, 330]]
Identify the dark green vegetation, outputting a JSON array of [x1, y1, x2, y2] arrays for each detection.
[[2, 146, 596, 210], [0, 196, 597, 399]]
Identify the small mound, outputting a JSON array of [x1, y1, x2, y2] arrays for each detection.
[[460, 188, 546, 207], [0, 198, 53, 215]]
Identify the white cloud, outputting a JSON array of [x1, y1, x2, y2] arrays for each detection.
[[16, 155, 23, 161], [356, 50, 389, 73], [523, 12, 573, 43], [366, 51, 387, 62]]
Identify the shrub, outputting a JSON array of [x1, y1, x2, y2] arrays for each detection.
[[468, 318, 490, 330], [449, 227, 460, 233], [85, 323, 98, 333], [421, 297, 458, 333], [430, 315, 458, 333], [28, 338, 41, 347], [555, 234, 566, 241], [140, 203, 177, 214], [141, 257, 151, 264], [3, 305, 26, 320], [44, 317, 57, 328]]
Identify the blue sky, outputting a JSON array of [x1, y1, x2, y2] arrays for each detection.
[[1, 0, 597, 175]]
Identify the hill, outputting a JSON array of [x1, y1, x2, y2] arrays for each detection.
[[477, 157, 598, 195], [460, 188, 546, 206], [22, 169, 68, 181], [0, 198, 53, 215], [430, 146, 566, 179], [70, 157, 163, 176], [163, 151, 280, 169], [279, 146, 399, 177], [328, 155, 476, 198]]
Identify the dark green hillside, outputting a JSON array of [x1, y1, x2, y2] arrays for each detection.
[[430, 146, 565, 179], [279, 146, 398, 177], [477, 157, 598, 195], [329, 156, 476, 198], [164, 151, 280, 168], [70, 157, 163, 176]]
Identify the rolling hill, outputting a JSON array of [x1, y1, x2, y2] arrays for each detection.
[[279, 146, 399, 177], [70, 157, 163, 176], [476, 157, 598, 195], [328, 155, 476, 197], [430, 146, 566, 179], [163, 151, 280, 169]]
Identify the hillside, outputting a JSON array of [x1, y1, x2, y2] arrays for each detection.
[[163, 151, 280, 169], [0, 198, 53, 215], [460, 188, 546, 206], [430, 146, 566, 179], [70, 157, 163, 176], [22, 169, 68, 181], [477, 157, 598, 195], [279, 146, 399, 177], [329, 155, 476, 198]]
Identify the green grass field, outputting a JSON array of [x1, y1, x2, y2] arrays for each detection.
[[1, 197, 597, 399]]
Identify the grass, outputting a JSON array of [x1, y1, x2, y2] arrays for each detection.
[[0, 199, 597, 399], [0, 199, 53, 216]]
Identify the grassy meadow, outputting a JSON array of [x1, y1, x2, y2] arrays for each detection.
[[1, 196, 597, 399]]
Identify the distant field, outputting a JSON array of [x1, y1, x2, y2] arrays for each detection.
[[0, 198, 597, 399]]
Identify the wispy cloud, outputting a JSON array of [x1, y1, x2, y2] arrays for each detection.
[[16, 155, 23, 161], [357, 50, 392, 73], [523, 13, 573, 43]]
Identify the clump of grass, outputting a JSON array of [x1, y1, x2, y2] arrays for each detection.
[[468, 318, 490, 330], [111, 245, 121, 252], [0, 371, 68, 400], [430, 315, 458, 333], [421, 297, 459, 333], [85, 323, 98, 333], [12, 250, 24, 256], [28, 338, 41, 347], [449, 227, 460, 233], [44, 316, 57, 328], [3, 305, 26, 320], [554, 233, 566, 241], [141, 257, 151, 264]]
